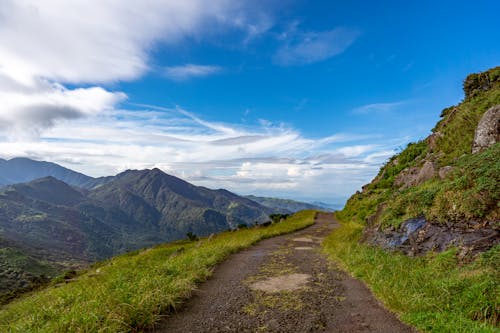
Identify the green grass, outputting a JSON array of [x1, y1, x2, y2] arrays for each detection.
[[323, 218, 500, 333], [0, 210, 316, 332]]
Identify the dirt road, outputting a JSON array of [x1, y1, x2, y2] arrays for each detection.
[[153, 213, 416, 332]]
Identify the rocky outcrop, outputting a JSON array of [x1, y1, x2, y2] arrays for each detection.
[[362, 217, 499, 259], [394, 161, 437, 188], [472, 105, 500, 153]]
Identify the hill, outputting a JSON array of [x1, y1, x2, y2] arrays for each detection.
[[244, 195, 331, 213], [0, 169, 271, 301], [325, 66, 499, 331], [0, 157, 111, 189], [0, 211, 316, 332], [338, 66, 499, 256]]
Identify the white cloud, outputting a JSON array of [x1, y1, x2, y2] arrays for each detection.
[[0, 0, 269, 85], [274, 27, 360, 65], [0, 80, 125, 139], [0, 0, 273, 135], [164, 64, 222, 81], [0, 106, 398, 206]]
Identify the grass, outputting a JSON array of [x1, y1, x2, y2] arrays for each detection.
[[0, 210, 316, 332], [323, 217, 500, 333]]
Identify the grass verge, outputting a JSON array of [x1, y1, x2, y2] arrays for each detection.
[[323, 217, 499, 333], [0, 210, 316, 332]]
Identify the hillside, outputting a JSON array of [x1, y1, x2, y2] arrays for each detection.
[[0, 169, 271, 301], [338, 66, 499, 256], [244, 195, 330, 213], [326, 66, 499, 331], [0, 211, 316, 332]]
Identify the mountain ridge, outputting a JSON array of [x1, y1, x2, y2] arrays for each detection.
[[0, 157, 111, 189], [0, 167, 272, 300]]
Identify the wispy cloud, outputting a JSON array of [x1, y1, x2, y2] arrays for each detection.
[[164, 64, 223, 81], [352, 101, 408, 115], [274, 27, 360, 66], [0, 105, 398, 205]]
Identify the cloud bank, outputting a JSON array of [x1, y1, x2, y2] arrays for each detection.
[[0, 106, 397, 205]]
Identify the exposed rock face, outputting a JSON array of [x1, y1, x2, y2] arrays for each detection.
[[362, 217, 499, 258], [472, 105, 500, 153], [394, 161, 437, 188]]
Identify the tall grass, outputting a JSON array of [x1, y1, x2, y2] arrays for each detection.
[[0, 210, 316, 332], [323, 218, 499, 333]]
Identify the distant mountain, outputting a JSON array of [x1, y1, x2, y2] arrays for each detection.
[[0, 157, 111, 189], [0, 168, 272, 299], [310, 201, 342, 211], [245, 195, 331, 213]]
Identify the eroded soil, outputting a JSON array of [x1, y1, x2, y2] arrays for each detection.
[[152, 213, 416, 333]]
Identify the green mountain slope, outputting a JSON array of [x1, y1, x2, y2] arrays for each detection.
[[0, 169, 272, 301]]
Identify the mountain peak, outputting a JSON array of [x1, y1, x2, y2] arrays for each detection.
[[10, 176, 85, 206]]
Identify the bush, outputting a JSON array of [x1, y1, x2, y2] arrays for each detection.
[[186, 232, 199, 242]]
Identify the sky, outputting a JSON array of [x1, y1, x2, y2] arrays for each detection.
[[0, 0, 498, 207]]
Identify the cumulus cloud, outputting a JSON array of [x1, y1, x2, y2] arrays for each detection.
[[274, 27, 360, 66], [164, 64, 223, 81], [0, 80, 125, 138]]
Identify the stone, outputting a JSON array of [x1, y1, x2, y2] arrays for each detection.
[[472, 105, 500, 153], [438, 166, 454, 179], [394, 161, 436, 189]]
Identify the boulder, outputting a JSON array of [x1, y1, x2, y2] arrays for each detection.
[[472, 105, 500, 153], [395, 161, 437, 188]]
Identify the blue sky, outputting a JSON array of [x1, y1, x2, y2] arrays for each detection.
[[0, 0, 498, 207]]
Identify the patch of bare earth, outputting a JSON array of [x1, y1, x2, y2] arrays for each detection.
[[151, 213, 416, 333]]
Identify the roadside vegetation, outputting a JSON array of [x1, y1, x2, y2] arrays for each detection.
[[323, 217, 499, 332], [0, 210, 316, 333]]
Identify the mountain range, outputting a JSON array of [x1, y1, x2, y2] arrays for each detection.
[[244, 195, 333, 213], [0, 163, 276, 300]]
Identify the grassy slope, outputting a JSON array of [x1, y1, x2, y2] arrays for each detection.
[[325, 67, 500, 332], [0, 210, 316, 332], [323, 219, 499, 333], [338, 66, 500, 228]]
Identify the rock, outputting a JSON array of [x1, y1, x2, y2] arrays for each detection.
[[362, 217, 500, 259], [394, 166, 419, 188], [472, 105, 500, 153], [438, 166, 454, 179], [415, 161, 437, 184], [426, 131, 443, 152], [394, 161, 436, 188]]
